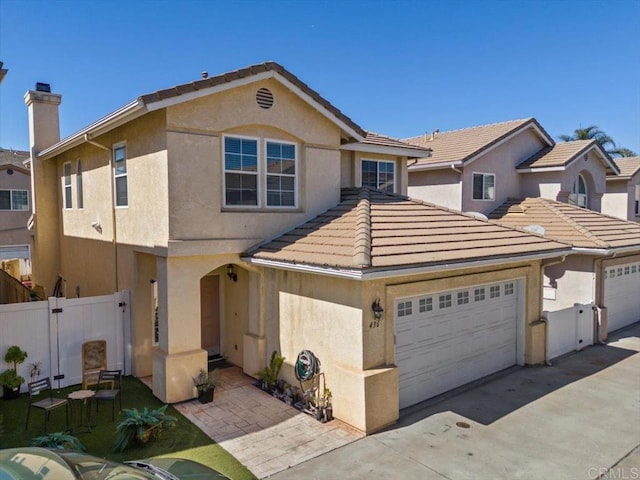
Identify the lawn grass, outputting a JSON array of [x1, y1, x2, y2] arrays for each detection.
[[0, 377, 255, 479]]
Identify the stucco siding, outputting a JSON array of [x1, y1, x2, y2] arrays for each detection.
[[408, 169, 462, 210], [602, 179, 630, 220], [544, 255, 595, 311]]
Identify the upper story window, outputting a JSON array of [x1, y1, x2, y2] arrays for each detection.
[[472, 173, 495, 201], [63, 162, 72, 209], [568, 174, 587, 208], [362, 159, 395, 193], [266, 141, 296, 207], [113, 144, 128, 207], [223, 135, 298, 208], [76, 160, 83, 209], [635, 184, 639, 216], [0, 189, 29, 211]]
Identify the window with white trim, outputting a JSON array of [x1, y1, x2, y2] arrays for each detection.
[[457, 291, 470, 305], [474, 288, 485, 302], [266, 141, 296, 207], [490, 285, 500, 298], [362, 160, 395, 193], [568, 174, 588, 208], [504, 282, 514, 295], [472, 173, 495, 200], [63, 162, 72, 209], [113, 144, 128, 207], [0, 189, 29, 211], [419, 297, 433, 313], [439, 294, 452, 309], [397, 301, 412, 317], [224, 136, 259, 206], [76, 160, 83, 209], [635, 184, 639, 216]]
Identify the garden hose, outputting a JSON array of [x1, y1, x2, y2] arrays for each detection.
[[295, 350, 321, 382]]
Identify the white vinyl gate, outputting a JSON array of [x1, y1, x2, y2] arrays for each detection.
[[0, 291, 130, 395], [544, 303, 594, 360], [603, 262, 640, 333], [395, 280, 522, 409]]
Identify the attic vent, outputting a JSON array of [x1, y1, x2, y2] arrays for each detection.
[[256, 88, 274, 109]]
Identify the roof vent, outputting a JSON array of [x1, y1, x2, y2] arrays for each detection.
[[35, 82, 51, 93], [524, 224, 546, 235], [464, 211, 488, 221], [201, 71, 208, 79], [256, 87, 274, 109]]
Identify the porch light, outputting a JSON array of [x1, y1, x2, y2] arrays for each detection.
[[227, 264, 238, 282], [371, 298, 384, 320]]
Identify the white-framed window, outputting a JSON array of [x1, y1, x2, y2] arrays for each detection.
[[113, 143, 128, 207], [0, 189, 29, 211], [63, 162, 72, 209], [265, 140, 296, 207], [223, 135, 259, 207], [397, 301, 412, 317], [504, 282, 514, 295], [474, 287, 485, 302], [472, 173, 495, 200], [361, 159, 395, 193], [457, 291, 470, 305], [439, 294, 452, 309], [490, 285, 500, 298], [418, 297, 433, 313], [76, 160, 83, 209], [568, 174, 588, 208], [635, 184, 639, 216]]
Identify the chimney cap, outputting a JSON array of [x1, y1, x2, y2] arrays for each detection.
[[35, 82, 51, 92]]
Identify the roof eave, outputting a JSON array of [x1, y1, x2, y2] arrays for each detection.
[[340, 143, 432, 158], [517, 166, 566, 173], [408, 160, 464, 172]]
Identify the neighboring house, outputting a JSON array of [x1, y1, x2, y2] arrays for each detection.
[[24, 62, 570, 433], [602, 156, 640, 222], [405, 118, 619, 216], [0, 148, 32, 281], [490, 197, 640, 353]]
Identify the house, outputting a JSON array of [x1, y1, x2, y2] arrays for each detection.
[[405, 118, 619, 216], [602, 156, 640, 222], [0, 148, 32, 281], [25, 62, 570, 433]]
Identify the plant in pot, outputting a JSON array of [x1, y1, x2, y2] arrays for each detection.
[[255, 350, 285, 394], [193, 368, 217, 404], [113, 405, 177, 452], [1, 345, 27, 399]]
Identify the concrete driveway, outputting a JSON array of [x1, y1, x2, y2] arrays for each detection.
[[270, 323, 640, 480]]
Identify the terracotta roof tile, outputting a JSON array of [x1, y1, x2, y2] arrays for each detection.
[[0, 148, 30, 167], [249, 188, 569, 271], [489, 197, 640, 250], [609, 156, 640, 179], [516, 140, 595, 169], [362, 132, 428, 151], [403, 118, 550, 168]]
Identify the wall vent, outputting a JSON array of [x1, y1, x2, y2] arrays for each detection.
[[256, 87, 274, 109]]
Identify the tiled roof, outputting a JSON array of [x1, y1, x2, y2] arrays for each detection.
[[0, 148, 30, 167], [516, 140, 595, 169], [249, 188, 569, 271], [490, 197, 640, 250], [362, 132, 429, 151], [403, 118, 551, 169], [140, 61, 366, 138], [609, 156, 640, 179]]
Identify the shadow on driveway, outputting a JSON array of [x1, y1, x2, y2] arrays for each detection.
[[396, 324, 640, 427]]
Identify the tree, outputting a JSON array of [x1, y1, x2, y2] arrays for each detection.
[[559, 125, 637, 158]]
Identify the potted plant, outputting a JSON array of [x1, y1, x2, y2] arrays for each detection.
[[1, 345, 27, 399], [113, 405, 177, 452], [193, 368, 217, 404], [255, 350, 285, 393]]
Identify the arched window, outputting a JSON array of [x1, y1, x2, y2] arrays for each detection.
[[569, 174, 588, 208]]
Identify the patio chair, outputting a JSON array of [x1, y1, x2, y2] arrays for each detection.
[[93, 369, 122, 420], [82, 340, 107, 389], [25, 377, 69, 432]]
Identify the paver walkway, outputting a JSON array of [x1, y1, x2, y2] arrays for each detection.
[[172, 367, 363, 479]]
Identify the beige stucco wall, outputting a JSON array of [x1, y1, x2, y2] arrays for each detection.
[[408, 168, 462, 210], [602, 179, 629, 220], [543, 255, 595, 311]]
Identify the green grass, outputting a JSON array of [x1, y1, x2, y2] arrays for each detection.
[[0, 377, 255, 480]]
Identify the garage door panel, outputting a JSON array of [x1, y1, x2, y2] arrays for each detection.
[[396, 280, 520, 409], [603, 262, 640, 332]]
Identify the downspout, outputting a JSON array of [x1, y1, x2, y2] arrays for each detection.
[[540, 255, 567, 366], [451, 164, 463, 174]]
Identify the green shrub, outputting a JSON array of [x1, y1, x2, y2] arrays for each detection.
[[31, 432, 85, 451], [113, 405, 177, 452]]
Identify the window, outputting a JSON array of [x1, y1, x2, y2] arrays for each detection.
[[457, 291, 469, 305], [76, 160, 83, 209], [490, 285, 500, 298], [266, 141, 296, 207], [0, 189, 29, 211], [362, 160, 395, 193], [632, 265, 637, 274], [504, 282, 514, 295], [397, 301, 412, 317], [113, 144, 128, 207], [63, 162, 72, 209], [224, 136, 259, 206], [474, 288, 485, 302], [635, 185, 639, 216], [472, 173, 495, 200], [439, 294, 452, 309], [419, 297, 433, 313], [568, 174, 588, 208], [625, 266, 630, 275]]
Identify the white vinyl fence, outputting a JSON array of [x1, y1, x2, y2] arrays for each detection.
[[544, 303, 594, 360], [0, 291, 130, 395]]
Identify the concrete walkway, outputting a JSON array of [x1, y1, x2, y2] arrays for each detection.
[[270, 323, 640, 480], [172, 367, 363, 479]]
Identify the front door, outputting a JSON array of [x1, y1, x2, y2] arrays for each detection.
[[200, 275, 220, 356]]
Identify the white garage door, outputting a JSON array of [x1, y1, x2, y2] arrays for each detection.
[[604, 262, 640, 333], [395, 279, 522, 409]]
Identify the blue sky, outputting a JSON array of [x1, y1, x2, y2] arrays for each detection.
[[1, 0, 639, 154]]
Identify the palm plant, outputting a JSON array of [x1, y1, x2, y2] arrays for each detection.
[[559, 126, 637, 158], [611, 147, 638, 158]]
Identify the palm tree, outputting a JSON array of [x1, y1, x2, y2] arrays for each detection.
[[559, 125, 637, 158]]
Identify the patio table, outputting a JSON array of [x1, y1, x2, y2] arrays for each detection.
[[67, 389, 95, 433]]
